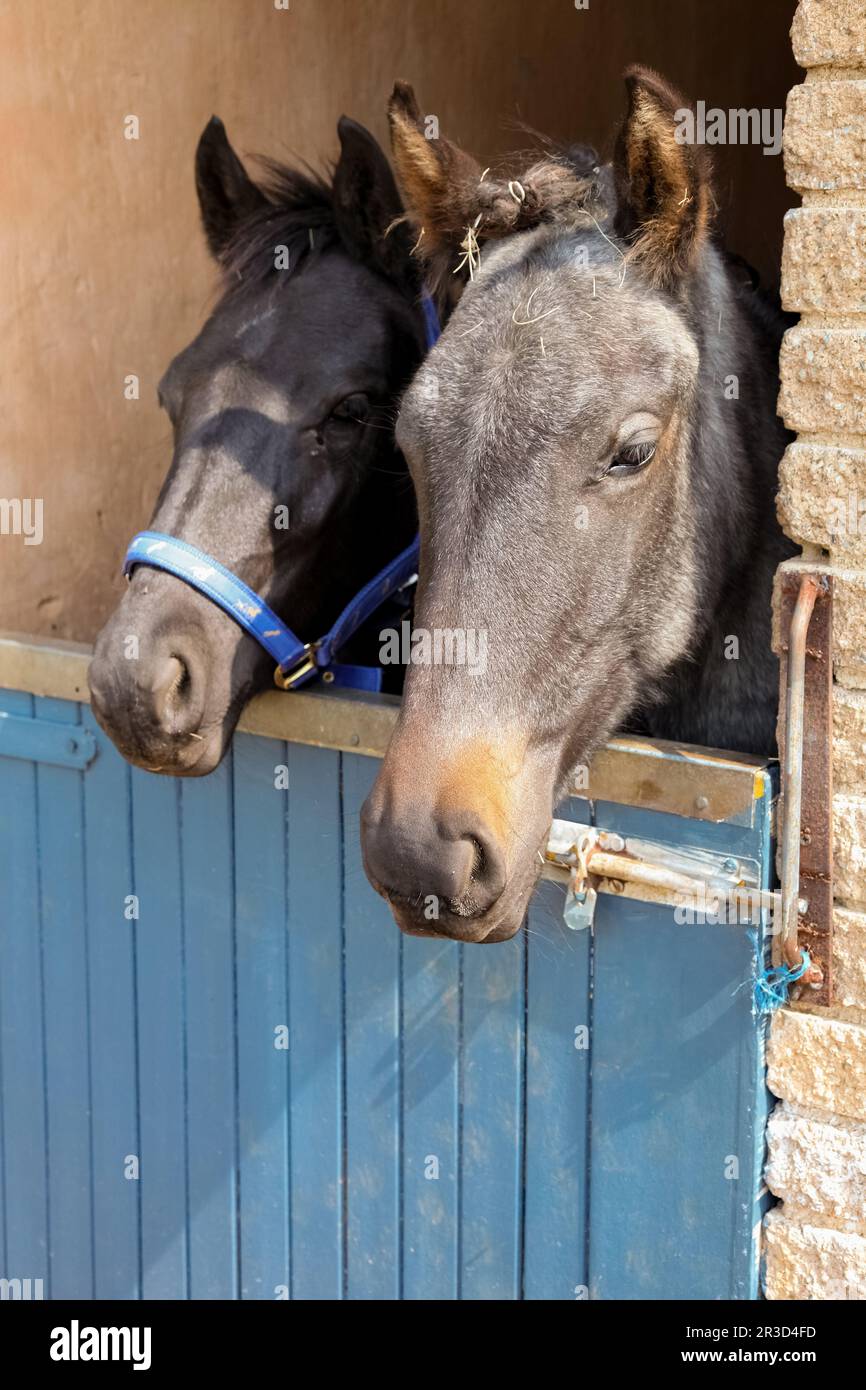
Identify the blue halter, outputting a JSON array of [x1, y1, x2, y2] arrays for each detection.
[[122, 292, 440, 693]]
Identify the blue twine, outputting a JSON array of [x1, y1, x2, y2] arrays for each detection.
[[754, 951, 811, 1013]]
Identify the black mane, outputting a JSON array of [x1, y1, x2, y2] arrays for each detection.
[[221, 158, 340, 292]]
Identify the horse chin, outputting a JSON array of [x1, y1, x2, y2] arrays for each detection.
[[387, 905, 524, 944], [388, 906, 530, 945], [382, 862, 543, 945], [140, 726, 231, 778], [99, 718, 234, 779]]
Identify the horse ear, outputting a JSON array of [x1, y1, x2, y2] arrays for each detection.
[[332, 116, 417, 291], [195, 117, 268, 260], [387, 82, 482, 262], [613, 66, 713, 287]]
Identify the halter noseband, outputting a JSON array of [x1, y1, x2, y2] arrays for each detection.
[[122, 293, 439, 694]]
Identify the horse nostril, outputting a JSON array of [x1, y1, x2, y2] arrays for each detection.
[[172, 657, 191, 701], [361, 797, 508, 924], [151, 654, 199, 731], [459, 822, 507, 910], [152, 655, 182, 702]]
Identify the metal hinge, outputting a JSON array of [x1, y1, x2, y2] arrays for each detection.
[[543, 820, 773, 932], [0, 711, 97, 770]]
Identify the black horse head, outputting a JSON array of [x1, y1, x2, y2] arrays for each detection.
[[90, 115, 426, 774]]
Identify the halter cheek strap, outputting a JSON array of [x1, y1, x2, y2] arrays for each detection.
[[122, 291, 439, 693], [122, 529, 420, 692]]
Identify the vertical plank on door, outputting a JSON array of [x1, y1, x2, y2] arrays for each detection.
[[401, 933, 461, 1301], [0, 690, 48, 1291], [285, 744, 344, 1299], [33, 696, 92, 1299], [179, 757, 238, 1299], [522, 878, 592, 1301], [232, 731, 291, 1300], [341, 752, 401, 1300], [459, 932, 525, 1300], [131, 766, 188, 1299], [81, 705, 140, 1299]]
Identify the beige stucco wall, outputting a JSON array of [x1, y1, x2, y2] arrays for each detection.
[[0, 0, 797, 642], [766, 0, 866, 1300]]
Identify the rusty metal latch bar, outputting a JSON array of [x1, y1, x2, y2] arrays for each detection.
[[777, 572, 834, 999], [779, 576, 823, 988], [544, 821, 770, 930]]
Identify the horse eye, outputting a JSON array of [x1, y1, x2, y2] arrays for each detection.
[[607, 441, 656, 477], [328, 393, 369, 425]]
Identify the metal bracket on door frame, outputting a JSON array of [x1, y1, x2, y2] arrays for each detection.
[[776, 571, 834, 1005], [543, 820, 772, 932]]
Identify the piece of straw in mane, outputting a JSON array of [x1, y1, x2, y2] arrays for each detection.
[[467, 152, 605, 241], [436, 150, 610, 296]]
